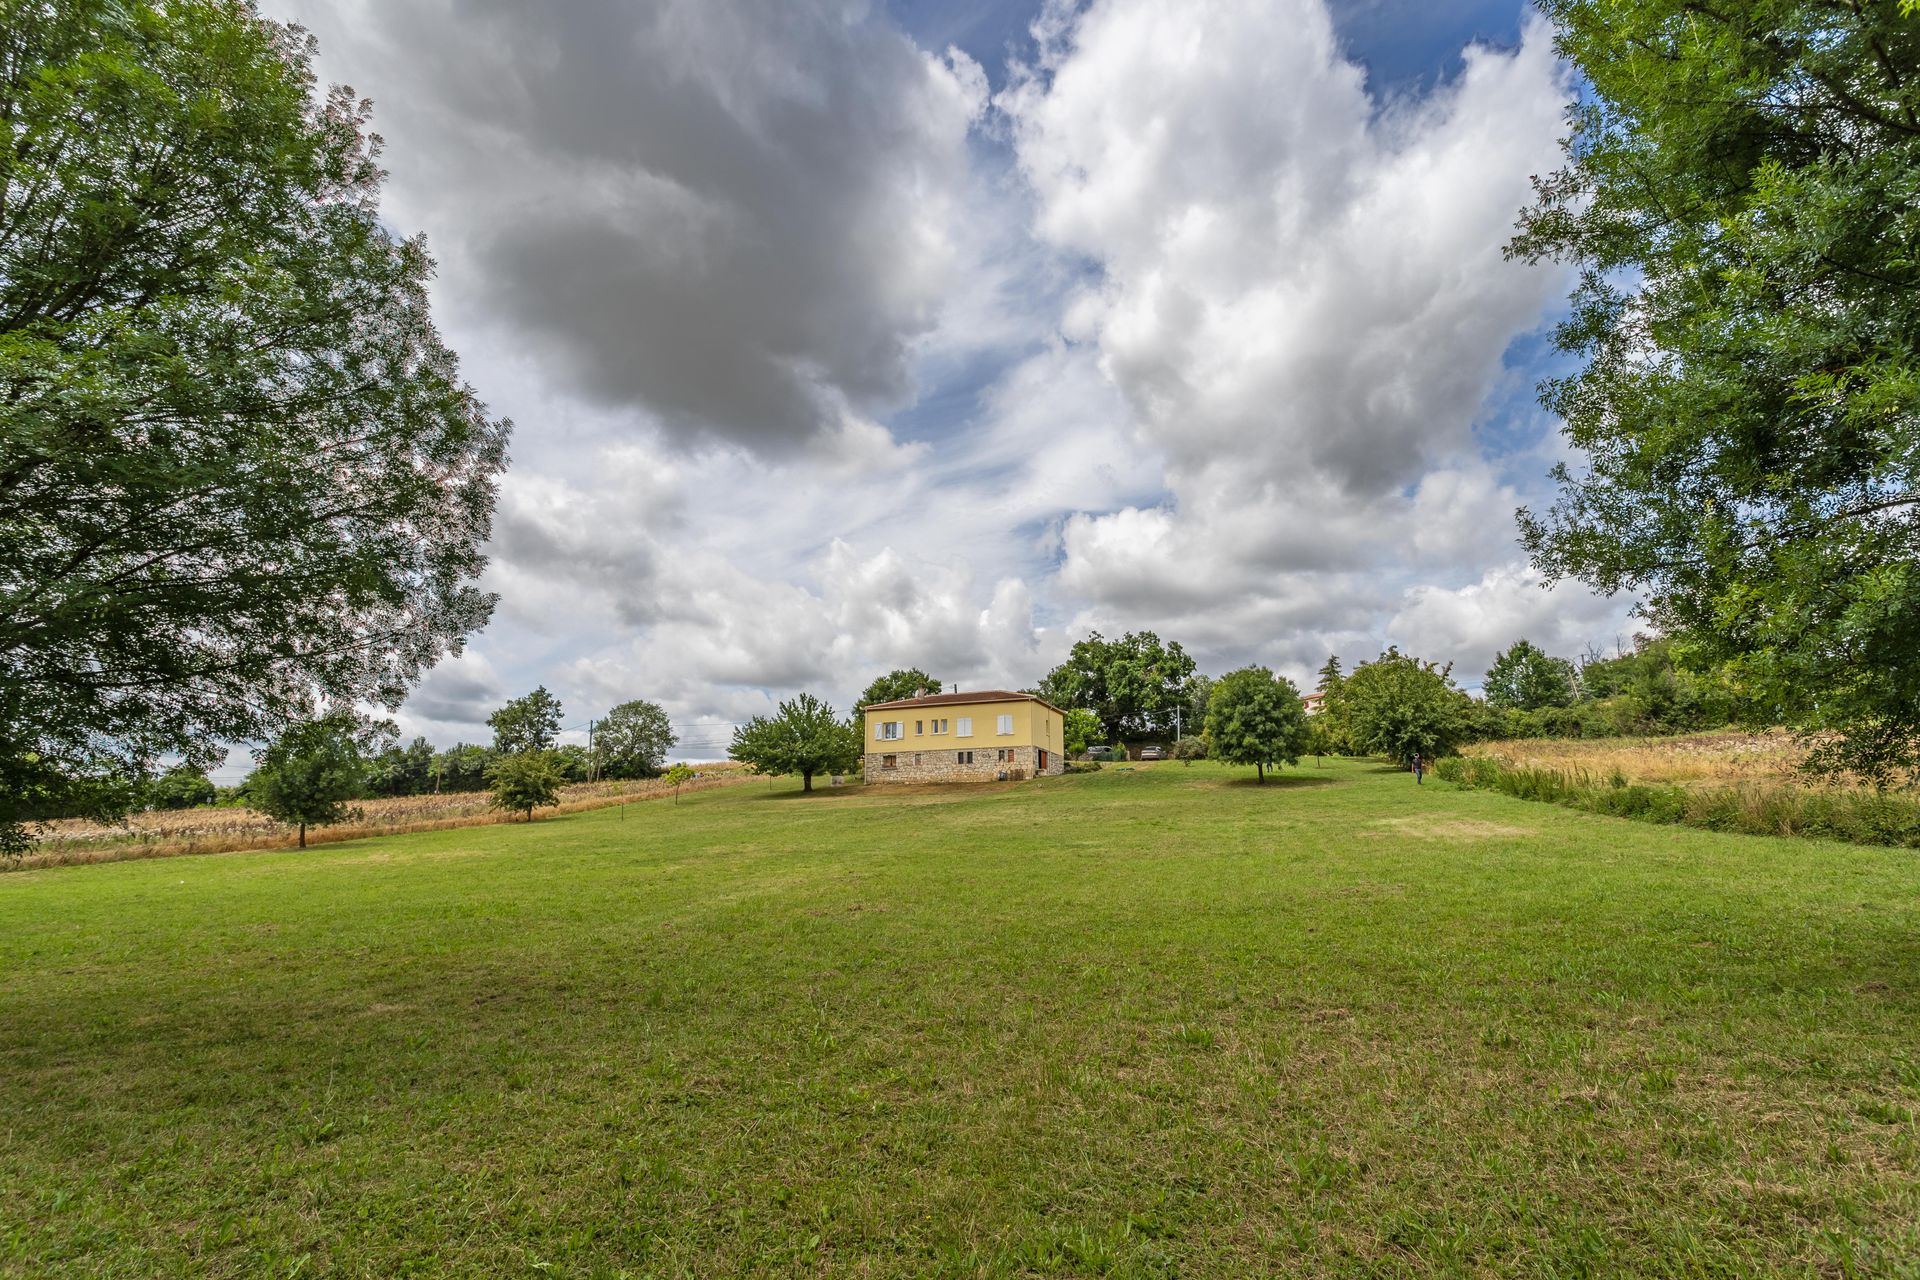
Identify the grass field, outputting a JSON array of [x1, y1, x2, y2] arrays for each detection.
[[1464, 730, 1814, 789], [3, 760, 1917, 1277]]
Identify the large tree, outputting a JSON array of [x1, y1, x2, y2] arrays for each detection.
[[855, 669, 941, 711], [1483, 640, 1577, 712], [0, 1, 507, 854], [1205, 666, 1310, 784], [488, 688, 563, 757], [249, 710, 373, 849], [1038, 631, 1196, 743], [1510, 0, 1920, 783], [594, 698, 675, 779], [1331, 649, 1475, 768], [728, 694, 860, 793]]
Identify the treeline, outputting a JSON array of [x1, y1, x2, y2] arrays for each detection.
[[1473, 636, 1752, 741], [144, 688, 676, 823]]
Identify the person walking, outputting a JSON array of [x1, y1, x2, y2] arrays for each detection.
[[1412, 751, 1424, 785]]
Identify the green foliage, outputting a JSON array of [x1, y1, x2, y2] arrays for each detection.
[[1039, 631, 1196, 743], [146, 765, 215, 811], [488, 688, 563, 756], [0, 1, 507, 854], [855, 669, 941, 711], [431, 743, 493, 793], [551, 743, 593, 783], [728, 693, 860, 793], [1438, 755, 1920, 849], [1170, 735, 1208, 764], [663, 762, 695, 802], [1483, 640, 1576, 711], [1315, 656, 1344, 693], [1331, 649, 1474, 767], [1062, 708, 1102, 756], [486, 750, 564, 822], [1204, 666, 1309, 783], [249, 711, 373, 847], [594, 699, 675, 779], [1511, 0, 1920, 784], [368, 737, 436, 798]]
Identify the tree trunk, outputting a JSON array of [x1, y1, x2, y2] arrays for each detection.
[[1256, 763, 1265, 784], [298, 822, 306, 848], [525, 805, 533, 822], [802, 771, 813, 793]]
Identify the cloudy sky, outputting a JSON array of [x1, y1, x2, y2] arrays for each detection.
[[262, 0, 1634, 764]]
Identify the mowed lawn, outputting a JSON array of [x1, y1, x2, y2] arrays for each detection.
[[2, 763, 1917, 1278]]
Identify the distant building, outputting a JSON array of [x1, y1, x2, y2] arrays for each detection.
[[863, 690, 1067, 783], [1302, 691, 1327, 716]]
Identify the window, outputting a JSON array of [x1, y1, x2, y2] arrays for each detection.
[[930, 718, 948, 734], [878, 721, 902, 741], [956, 716, 972, 737], [882, 754, 897, 770], [957, 750, 974, 764], [996, 748, 1012, 763], [915, 720, 923, 736], [996, 714, 1014, 735]]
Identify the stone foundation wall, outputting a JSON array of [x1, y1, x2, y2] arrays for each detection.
[[865, 745, 1066, 784]]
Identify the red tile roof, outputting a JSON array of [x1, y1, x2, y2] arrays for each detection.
[[863, 689, 1066, 714]]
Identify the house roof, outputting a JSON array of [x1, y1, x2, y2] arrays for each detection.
[[863, 689, 1067, 716]]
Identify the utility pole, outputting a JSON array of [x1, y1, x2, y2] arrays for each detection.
[[587, 718, 596, 782]]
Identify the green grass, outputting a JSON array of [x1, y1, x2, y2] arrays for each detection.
[[2, 760, 1917, 1277]]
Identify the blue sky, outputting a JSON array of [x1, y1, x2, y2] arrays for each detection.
[[251, 0, 1629, 772]]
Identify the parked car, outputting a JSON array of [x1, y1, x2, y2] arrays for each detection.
[[1085, 745, 1118, 761], [1138, 743, 1167, 761]]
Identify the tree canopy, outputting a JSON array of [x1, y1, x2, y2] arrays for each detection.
[[856, 669, 941, 711], [1483, 640, 1577, 712], [1330, 649, 1474, 768], [594, 699, 675, 779], [729, 694, 860, 793], [1205, 666, 1310, 783], [1511, 0, 1920, 783], [1038, 631, 1196, 743], [0, 1, 508, 854], [249, 710, 373, 848], [486, 750, 563, 822], [489, 688, 563, 757]]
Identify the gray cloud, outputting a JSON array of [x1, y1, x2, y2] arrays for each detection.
[[289, 0, 986, 448]]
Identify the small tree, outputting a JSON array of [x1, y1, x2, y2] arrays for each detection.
[[1484, 639, 1577, 711], [855, 669, 942, 711], [594, 699, 676, 778], [1170, 735, 1209, 765], [250, 712, 372, 848], [663, 762, 695, 803], [487, 750, 563, 822], [1205, 667, 1310, 784], [489, 687, 564, 756], [1332, 648, 1475, 767], [1063, 708, 1102, 756], [728, 693, 860, 793]]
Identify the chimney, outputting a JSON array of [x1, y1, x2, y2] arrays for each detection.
[[914, 686, 926, 698]]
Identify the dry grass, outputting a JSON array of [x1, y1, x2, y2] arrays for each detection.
[[16, 767, 755, 870], [1464, 728, 1819, 788]]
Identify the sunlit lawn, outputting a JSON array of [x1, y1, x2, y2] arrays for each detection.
[[2, 759, 1916, 1277]]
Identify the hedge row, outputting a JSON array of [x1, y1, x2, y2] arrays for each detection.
[[1434, 756, 1920, 849]]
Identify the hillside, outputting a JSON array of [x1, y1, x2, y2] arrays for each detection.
[[2, 762, 1915, 1276]]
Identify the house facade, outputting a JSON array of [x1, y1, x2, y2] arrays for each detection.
[[862, 691, 1068, 783]]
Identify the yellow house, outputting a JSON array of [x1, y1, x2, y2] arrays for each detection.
[[862, 690, 1067, 783]]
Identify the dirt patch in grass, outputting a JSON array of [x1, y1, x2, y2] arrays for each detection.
[[1372, 816, 1537, 839]]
